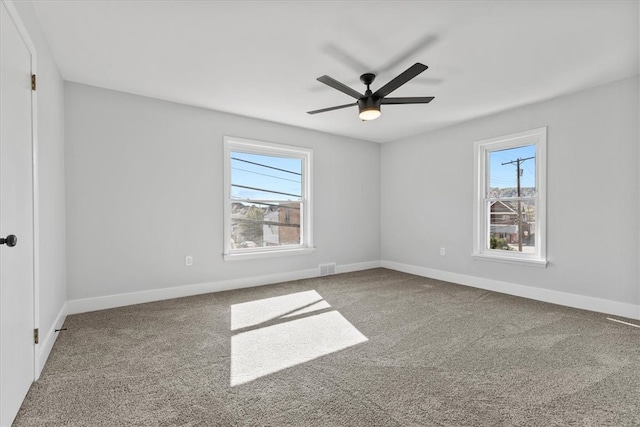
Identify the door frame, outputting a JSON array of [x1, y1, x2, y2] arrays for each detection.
[[1, 0, 40, 380]]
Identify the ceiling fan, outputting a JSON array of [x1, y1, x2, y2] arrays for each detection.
[[307, 62, 434, 121]]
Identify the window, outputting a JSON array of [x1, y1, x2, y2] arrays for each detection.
[[473, 128, 547, 266], [223, 136, 313, 260]]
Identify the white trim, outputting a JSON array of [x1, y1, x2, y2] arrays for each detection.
[[2, 0, 40, 383], [336, 260, 381, 274], [223, 136, 313, 260], [66, 261, 379, 315], [606, 318, 640, 328], [64, 257, 637, 322], [2, 1, 36, 53], [35, 303, 66, 379], [471, 253, 547, 268], [29, 18, 41, 386], [381, 260, 640, 320], [223, 246, 315, 261], [473, 127, 547, 266]]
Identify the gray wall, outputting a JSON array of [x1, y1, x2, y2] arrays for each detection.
[[64, 82, 381, 300], [63, 73, 639, 313], [381, 76, 639, 306], [13, 1, 67, 370]]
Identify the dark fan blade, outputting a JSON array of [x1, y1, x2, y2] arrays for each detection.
[[373, 63, 429, 99], [307, 102, 357, 115], [317, 75, 363, 99], [381, 96, 434, 105]]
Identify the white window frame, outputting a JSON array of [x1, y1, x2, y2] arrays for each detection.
[[472, 127, 547, 267], [223, 136, 314, 261]]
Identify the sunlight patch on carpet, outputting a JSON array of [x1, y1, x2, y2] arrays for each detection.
[[230, 290, 368, 386], [230, 290, 331, 331]]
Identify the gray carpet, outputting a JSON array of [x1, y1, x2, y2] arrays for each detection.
[[14, 268, 640, 426]]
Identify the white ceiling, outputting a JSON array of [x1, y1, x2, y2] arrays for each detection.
[[33, 0, 639, 143]]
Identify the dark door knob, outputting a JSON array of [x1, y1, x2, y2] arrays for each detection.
[[0, 235, 17, 247]]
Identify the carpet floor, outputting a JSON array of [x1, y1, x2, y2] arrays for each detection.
[[14, 268, 640, 426]]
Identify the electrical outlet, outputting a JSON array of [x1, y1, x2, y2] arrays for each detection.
[[439, 248, 446, 256], [185, 255, 193, 266]]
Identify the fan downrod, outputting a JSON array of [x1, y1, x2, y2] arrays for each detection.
[[360, 73, 376, 88]]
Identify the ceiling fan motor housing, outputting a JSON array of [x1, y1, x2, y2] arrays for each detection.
[[358, 96, 381, 115]]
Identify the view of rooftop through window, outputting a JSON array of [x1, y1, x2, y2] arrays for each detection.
[[230, 151, 303, 249], [487, 145, 536, 253]]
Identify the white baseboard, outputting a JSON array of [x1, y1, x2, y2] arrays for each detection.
[[67, 261, 381, 315], [381, 260, 640, 320], [66, 259, 638, 320], [336, 260, 381, 274], [36, 302, 67, 379]]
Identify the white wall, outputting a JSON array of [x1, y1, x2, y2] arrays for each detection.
[[12, 1, 67, 374], [64, 83, 380, 307], [381, 76, 639, 318]]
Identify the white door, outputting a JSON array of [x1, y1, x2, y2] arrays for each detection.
[[0, 2, 35, 425]]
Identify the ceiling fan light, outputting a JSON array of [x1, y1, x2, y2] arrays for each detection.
[[358, 97, 381, 121], [359, 107, 381, 121]]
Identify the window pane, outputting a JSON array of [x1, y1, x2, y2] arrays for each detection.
[[231, 151, 302, 201], [488, 200, 536, 253], [488, 145, 536, 195], [230, 201, 301, 249]]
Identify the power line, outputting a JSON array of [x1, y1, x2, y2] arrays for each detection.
[[232, 184, 301, 199], [523, 163, 535, 176], [490, 177, 516, 184], [232, 167, 301, 184], [231, 157, 301, 176]]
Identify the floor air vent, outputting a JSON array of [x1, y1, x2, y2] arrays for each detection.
[[319, 263, 336, 276]]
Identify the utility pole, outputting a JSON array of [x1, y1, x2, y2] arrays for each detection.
[[501, 156, 534, 252]]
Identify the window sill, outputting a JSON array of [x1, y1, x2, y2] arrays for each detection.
[[223, 247, 316, 261], [472, 252, 547, 268]]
